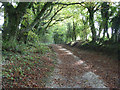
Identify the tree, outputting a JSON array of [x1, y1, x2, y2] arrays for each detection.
[[101, 2, 110, 39], [111, 10, 120, 42], [2, 2, 54, 42], [2, 2, 30, 40], [80, 2, 100, 42]]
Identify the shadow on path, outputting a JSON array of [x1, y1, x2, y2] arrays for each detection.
[[46, 44, 108, 88]]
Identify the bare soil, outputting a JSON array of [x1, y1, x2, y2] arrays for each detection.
[[61, 44, 119, 88], [46, 44, 119, 88]]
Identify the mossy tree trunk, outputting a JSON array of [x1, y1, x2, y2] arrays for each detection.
[[73, 21, 76, 41], [101, 2, 110, 40], [2, 2, 30, 41], [88, 8, 96, 42]]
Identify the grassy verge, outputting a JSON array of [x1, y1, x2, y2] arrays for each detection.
[[68, 40, 119, 58], [2, 42, 57, 88]]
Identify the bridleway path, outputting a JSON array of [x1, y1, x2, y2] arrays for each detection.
[[46, 44, 108, 88]]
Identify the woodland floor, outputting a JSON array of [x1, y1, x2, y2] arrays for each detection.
[[2, 44, 119, 88], [46, 44, 119, 88]]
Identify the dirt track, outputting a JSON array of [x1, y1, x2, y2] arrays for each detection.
[[46, 44, 114, 88]]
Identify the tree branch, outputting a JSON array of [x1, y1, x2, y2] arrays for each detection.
[[22, 2, 52, 32], [44, 6, 66, 30], [94, 3, 100, 12], [49, 16, 72, 27], [2, 2, 15, 13], [41, 6, 53, 20], [53, 2, 83, 6]]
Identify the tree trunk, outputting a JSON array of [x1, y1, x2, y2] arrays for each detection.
[[2, 2, 30, 41], [88, 9, 96, 42], [73, 21, 76, 41], [97, 23, 102, 41], [3, 6, 19, 40], [102, 20, 109, 39], [101, 2, 110, 40]]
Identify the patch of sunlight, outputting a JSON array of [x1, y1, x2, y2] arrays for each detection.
[[76, 36, 80, 40], [94, 70, 97, 72], [65, 51, 73, 55], [59, 48, 67, 51], [82, 71, 107, 88], [111, 0, 120, 2], [71, 41, 75, 45], [74, 60, 84, 65], [66, 52, 73, 55], [58, 46, 62, 48], [0, 3, 2, 7], [0, 13, 4, 26]]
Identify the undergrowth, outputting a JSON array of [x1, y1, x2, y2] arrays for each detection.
[[68, 40, 119, 57], [2, 39, 56, 88]]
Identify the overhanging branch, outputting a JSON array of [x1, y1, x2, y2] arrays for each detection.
[[53, 2, 83, 6], [22, 2, 52, 32], [41, 5, 53, 20], [49, 16, 72, 27], [44, 6, 66, 30]]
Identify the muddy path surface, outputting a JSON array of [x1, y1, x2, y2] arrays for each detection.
[[46, 44, 113, 88]]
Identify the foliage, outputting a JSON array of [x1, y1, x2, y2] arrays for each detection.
[[2, 37, 28, 54], [2, 46, 56, 88], [27, 30, 39, 42], [2, 38, 56, 88], [1, 1, 120, 88], [2, 38, 18, 51], [33, 43, 51, 54]]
